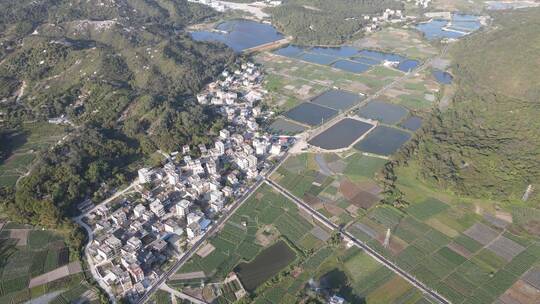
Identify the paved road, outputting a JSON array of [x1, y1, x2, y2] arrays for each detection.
[[74, 216, 117, 303], [265, 178, 450, 304]]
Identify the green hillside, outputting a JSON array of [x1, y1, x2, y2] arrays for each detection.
[[0, 0, 235, 228], [401, 9, 540, 205]]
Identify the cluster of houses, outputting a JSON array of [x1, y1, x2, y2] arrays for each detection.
[[408, 0, 432, 9], [363, 8, 410, 33], [82, 61, 292, 301], [187, 0, 281, 12]]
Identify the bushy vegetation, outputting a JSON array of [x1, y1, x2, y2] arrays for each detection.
[[0, 0, 237, 230], [269, 0, 402, 45], [394, 9, 540, 204]]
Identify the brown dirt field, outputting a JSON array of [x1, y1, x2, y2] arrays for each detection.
[[10, 229, 29, 246], [448, 242, 473, 259], [349, 191, 380, 210], [357, 180, 382, 195], [499, 280, 540, 304], [339, 179, 362, 200], [196, 243, 215, 258], [29, 262, 81, 288], [346, 205, 359, 216], [304, 193, 323, 207], [256, 225, 279, 247], [375, 234, 406, 255], [171, 271, 206, 281], [324, 203, 344, 216], [255, 192, 264, 200]]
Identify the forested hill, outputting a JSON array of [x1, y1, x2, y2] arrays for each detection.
[[269, 0, 403, 45], [402, 9, 540, 204], [0, 0, 235, 228]]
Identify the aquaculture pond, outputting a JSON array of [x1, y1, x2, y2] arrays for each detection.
[[308, 118, 374, 150], [400, 116, 423, 131], [310, 90, 363, 111], [284, 102, 338, 126], [191, 20, 284, 52], [235, 240, 296, 292], [273, 45, 419, 74], [332, 60, 371, 74], [299, 52, 338, 65], [354, 126, 411, 156], [357, 101, 409, 125], [416, 14, 481, 40], [432, 69, 453, 84], [269, 118, 307, 135], [397, 59, 420, 73]]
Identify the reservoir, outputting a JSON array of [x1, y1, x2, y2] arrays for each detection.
[[308, 118, 374, 150], [235, 240, 296, 292], [191, 20, 284, 52], [416, 14, 481, 40]]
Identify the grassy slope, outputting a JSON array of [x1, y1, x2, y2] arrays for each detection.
[[406, 9, 540, 204]]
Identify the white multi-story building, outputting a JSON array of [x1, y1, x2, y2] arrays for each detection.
[[215, 141, 225, 155], [149, 200, 165, 217], [175, 199, 191, 218], [219, 129, 230, 139], [138, 168, 152, 184]]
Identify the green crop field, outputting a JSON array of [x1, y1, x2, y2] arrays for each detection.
[[173, 185, 311, 287], [343, 153, 387, 182], [0, 225, 96, 303]]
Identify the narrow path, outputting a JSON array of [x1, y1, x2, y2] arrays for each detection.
[[160, 284, 207, 304]]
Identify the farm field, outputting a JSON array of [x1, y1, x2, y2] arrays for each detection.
[[256, 52, 399, 99], [347, 163, 540, 304], [169, 185, 329, 302], [0, 223, 99, 304], [259, 244, 436, 304], [271, 153, 386, 226], [0, 123, 66, 187]]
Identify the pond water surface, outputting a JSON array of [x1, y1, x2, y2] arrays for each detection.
[[310, 90, 363, 111], [235, 240, 296, 292], [357, 101, 409, 125], [432, 69, 453, 84], [284, 102, 338, 126], [309, 118, 374, 150], [191, 20, 284, 52], [416, 14, 481, 40], [354, 126, 411, 156]]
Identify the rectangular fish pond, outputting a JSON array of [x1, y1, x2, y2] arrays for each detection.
[[310, 90, 364, 111], [357, 101, 409, 125], [235, 240, 296, 292], [308, 118, 374, 150], [354, 126, 411, 156], [273, 45, 420, 74], [283, 102, 338, 126]]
